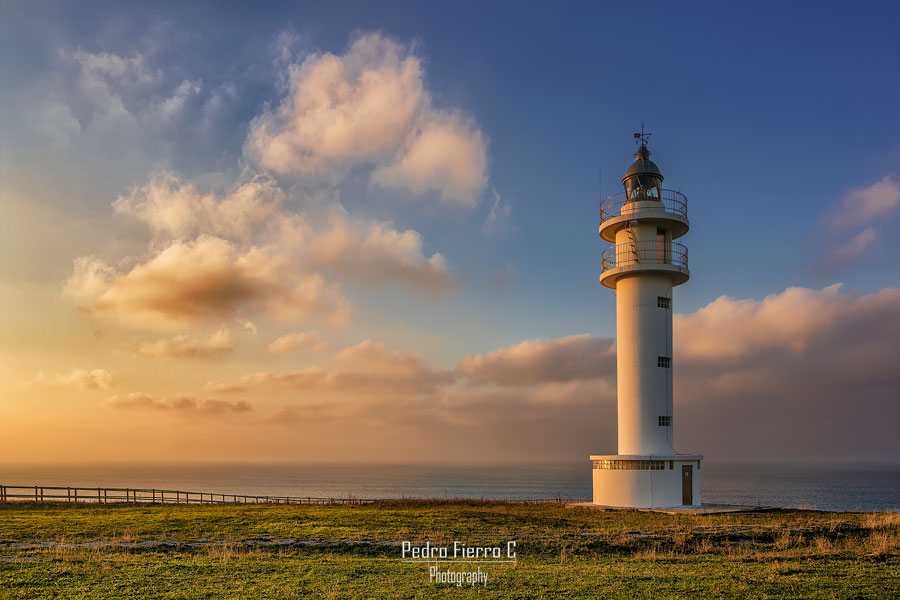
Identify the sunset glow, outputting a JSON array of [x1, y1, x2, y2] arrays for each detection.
[[2, 2, 898, 465]]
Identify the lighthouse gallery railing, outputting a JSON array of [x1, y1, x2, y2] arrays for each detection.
[[601, 241, 688, 272], [599, 189, 688, 223]]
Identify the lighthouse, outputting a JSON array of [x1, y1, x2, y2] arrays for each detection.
[[590, 129, 702, 508]]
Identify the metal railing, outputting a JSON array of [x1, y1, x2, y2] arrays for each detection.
[[0, 485, 375, 505], [600, 189, 688, 223], [601, 241, 688, 272], [0, 485, 581, 506]]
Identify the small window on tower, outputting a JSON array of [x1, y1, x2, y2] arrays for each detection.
[[659, 416, 672, 427], [658, 356, 671, 368], [657, 296, 671, 309]]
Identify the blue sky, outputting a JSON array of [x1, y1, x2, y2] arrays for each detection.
[[1, 1, 898, 462]]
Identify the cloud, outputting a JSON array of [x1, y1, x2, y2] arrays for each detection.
[[29, 368, 114, 390], [439, 284, 900, 460], [372, 116, 487, 206], [829, 175, 900, 231], [53, 283, 894, 463], [134, 328, 235, 358], [36, 102, 82, 148], [457, 334, 616, 386], [208, 339, 454, 397], [33, 44, 246, 172], [66, 170, 453, 329], [105, 392, 251, 414], [113, 172, 284, 240], [245, 32, 488, 205], [481, 188, 512, 236], [304, 210, 452, 294], [819, 175, 899, 268], [267, 331, 327, 354], [821, 227, 879, 270], [63, 235, 351, 329], [673, 283, 892, 360]]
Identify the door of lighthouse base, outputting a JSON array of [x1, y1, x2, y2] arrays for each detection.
[[682, 465, 693, 505]]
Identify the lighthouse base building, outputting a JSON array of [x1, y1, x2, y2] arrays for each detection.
[[590, 454, 702, 508], [591, 133, 702, 508]]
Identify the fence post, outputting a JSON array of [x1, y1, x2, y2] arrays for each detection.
[[67, 487, 71, 503], [34, 486, 38, 502], [1, 485, 5, 502], [73, 488, 78, 503]]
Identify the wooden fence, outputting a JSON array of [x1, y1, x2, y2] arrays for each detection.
[[0, 485, 576, 506], [0, 485, 375, 506]]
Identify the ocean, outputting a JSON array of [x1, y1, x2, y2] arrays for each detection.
[[1, 462, 897, 512]]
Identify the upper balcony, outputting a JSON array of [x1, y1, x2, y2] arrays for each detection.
[[598, 189, 689, 242], [599, 241, 689, 289]]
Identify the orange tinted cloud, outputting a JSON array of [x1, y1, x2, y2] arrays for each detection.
[[267, 331, 327, 355], [246, 33, 487, 205], [134, 328, 234, 358], [64, 235, 351, 328], [28, 368, 114, 390], [457, 334, 616, 385], [208, 339, 454, 397], [305, 211, 453, 294], [673, 283, 900, 360], [113, 172, 284, 240], [105, 392, 251, 414]]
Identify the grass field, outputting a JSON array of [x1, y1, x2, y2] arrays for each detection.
[[1, 501, 898, 599]]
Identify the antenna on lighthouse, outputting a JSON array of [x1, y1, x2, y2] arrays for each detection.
[[634, 121, 651, 148]]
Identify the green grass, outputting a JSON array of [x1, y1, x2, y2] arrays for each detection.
[[1, 501, 898, 599]]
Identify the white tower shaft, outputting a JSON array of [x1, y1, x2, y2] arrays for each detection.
[[615, 267, 673, 455]]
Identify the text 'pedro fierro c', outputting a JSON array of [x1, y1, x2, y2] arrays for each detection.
[[401, 541, 517, 560], [401, 541, 517, 586]]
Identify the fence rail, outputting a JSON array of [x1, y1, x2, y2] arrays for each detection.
[[0, 485, 577, 506]]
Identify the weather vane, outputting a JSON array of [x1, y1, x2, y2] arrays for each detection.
[[633, 121, 651, 148]]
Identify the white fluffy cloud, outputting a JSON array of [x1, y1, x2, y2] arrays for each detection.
[[371, 116, 487, 206], [113, 172, 284, 240], [246, 33, 488, 205]]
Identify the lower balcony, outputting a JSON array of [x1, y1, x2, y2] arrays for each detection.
[[599, 241, 689, 288]]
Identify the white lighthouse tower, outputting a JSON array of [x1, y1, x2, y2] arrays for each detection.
[[590, 129, 702, 508]]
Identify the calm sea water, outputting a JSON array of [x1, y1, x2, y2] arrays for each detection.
[[1, 462, 897, 512]]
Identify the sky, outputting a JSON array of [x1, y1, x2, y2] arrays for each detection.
[[1, 0, 899, 464]]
